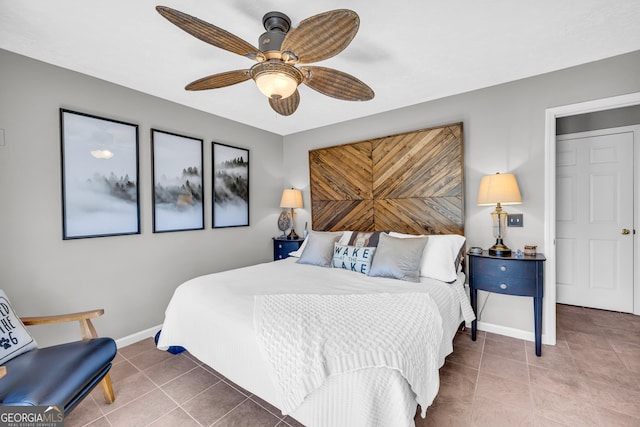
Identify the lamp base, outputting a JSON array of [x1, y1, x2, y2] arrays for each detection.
[[287, 229, 299, 240], [488, 239, 511, 257]]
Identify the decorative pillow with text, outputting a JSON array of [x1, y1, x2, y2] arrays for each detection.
[[332, 243, 377, 274], [0, 290, 38, 365]]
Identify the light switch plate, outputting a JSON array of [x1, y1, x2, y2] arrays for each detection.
[[507, 213, 523, 227]]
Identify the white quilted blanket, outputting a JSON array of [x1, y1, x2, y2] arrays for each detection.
[[254, 292, 443, 417]]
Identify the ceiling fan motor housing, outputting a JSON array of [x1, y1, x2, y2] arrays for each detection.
[[259, 11, 290, 52]]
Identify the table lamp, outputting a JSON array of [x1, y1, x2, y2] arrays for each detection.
[[280, 188, 303, 240], [477, 172, 522, 256]]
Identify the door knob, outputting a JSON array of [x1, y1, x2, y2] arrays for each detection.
[[622, 229, 630, 235]]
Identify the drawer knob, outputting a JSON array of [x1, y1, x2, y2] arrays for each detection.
[[278, 244, 283, 248], [500, 283, 508, 290], [500, 265, 507, 272]]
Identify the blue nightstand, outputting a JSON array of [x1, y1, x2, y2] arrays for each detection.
[[468, 250, 546, 356], [273, 237, 304, 261]]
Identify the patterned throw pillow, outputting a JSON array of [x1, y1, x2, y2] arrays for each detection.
[[332, 243, 377, 274], [347, 231, 387, 248], [0, 290, 38, 364]]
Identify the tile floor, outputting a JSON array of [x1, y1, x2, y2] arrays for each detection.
[[66, 304, 640, 427]]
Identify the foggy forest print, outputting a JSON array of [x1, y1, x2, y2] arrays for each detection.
[[152, 130, 203, 232], [60, 110, 139, 239], [213, 143, 249, 227]]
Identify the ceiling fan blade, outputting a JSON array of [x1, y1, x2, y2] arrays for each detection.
[[269, 90, 300, 116], [156, 6, 265, 61], [281, 10, 359, 64], [185, 70, 251, 91], [300, 66, 374, 101]]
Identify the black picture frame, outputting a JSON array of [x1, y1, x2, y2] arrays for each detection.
[[60, 109, 140, 239], [212, 142, 249, 228], [151, 129, 204, 233]]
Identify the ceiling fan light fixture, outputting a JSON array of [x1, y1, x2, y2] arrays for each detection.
[[255, 73, 296, 99], [250, 62, 302, 99]]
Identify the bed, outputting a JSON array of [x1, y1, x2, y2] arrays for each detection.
[[158, 123, 471, 426], [158, 231, 474, 426]]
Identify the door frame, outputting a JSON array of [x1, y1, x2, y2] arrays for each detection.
[[545, 91, 640, 345]]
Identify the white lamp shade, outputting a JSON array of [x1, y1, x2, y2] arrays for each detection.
[[280, 188, 303, 209], [477, 173, 522, 206], [255, 72, 298, 99]]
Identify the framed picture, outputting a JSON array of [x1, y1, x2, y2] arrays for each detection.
[[152, 129, 204, 232], [60, 109, 140, 239], [213, 142, 249, 228]]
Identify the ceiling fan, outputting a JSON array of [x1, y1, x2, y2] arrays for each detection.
[[156, 6, 375, 116]]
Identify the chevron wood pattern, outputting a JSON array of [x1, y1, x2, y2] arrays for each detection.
[[311, 200, 374, 232], [374, 198, 463, 235], [309, 141, 372, 201], [310, 123, 464, 235], [373, 125, 462, 199]]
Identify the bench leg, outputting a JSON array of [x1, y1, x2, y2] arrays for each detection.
[[99, 373, 115, 404]]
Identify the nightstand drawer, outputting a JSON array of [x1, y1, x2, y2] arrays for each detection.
[[472, 274, 536, 296], [470, 256, 538, 297], [474, 258, 536, 279]]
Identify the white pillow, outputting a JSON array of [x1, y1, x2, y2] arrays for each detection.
[[289, 231, 352, 257], [0, 290, 38, 364], [423, 234, 466, 282], [389, 232, 466, 283]]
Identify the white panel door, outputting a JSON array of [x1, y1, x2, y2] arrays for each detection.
[[556, 127, 635, 312]]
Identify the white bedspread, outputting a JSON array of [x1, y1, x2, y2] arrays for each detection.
[[157, 258, 475, 427], [255, 293, 443, 416]]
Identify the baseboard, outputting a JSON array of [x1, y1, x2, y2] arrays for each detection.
[[117, 321, 554, 350], [115, 324, 162, 349], [476, 321, 554, 345]]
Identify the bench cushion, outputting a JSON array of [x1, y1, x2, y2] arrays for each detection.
[[0, 337, 116, 413]]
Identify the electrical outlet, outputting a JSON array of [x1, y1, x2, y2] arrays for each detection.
[[507, 213, 523, 227]]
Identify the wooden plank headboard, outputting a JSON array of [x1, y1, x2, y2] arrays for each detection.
[[309, 123, 464, 235]]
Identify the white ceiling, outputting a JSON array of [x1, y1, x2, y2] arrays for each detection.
[[1, 1, 639, 136]]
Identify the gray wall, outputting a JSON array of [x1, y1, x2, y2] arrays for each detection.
[[283, 50, 640, 338], [0, 49, 284, 347], [2, 46, 639, 347], [556, 104, 640, 134]]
